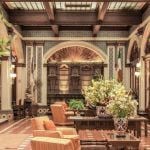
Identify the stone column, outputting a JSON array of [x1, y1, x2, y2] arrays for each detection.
[[0, 56, 13, 120], [41, 65, 47, 106], [139, 58, 145, 111], [16, 63, 26, 105], [138, 30, 145, 111]]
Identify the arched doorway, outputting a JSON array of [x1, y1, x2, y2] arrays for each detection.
[[129, 41, 140, 100], [43, 42, 107, 105], [141, 22, 150, 112]]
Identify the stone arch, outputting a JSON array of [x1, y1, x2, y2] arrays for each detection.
[[43, 41, 107, 63], [0, 21, 8, 39], [127, 35, 140, 63], [141, 22, 150, 56], [11, 35, 24, 63]]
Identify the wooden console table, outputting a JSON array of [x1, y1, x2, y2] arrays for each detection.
[[69, 116, 148, 137]]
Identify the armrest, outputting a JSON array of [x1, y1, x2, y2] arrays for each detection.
[[65, 111, 75, 116], [31, 137, 74, 150], [56, 127, 77, 135], [33, 130, 63, 138]]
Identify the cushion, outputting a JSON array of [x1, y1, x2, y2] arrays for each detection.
[[44, 120, 56, 131], [31, 116, 50, 130]]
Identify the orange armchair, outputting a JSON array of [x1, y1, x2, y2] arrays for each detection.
[[55, 101, 68, 110], [31, 137, 75, 150], [50, 104, 74, 125], [31, 116, 80, 150]]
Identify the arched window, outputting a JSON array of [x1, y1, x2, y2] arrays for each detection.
[[144, 34, 150, 110], [130, 42, 140, 100]]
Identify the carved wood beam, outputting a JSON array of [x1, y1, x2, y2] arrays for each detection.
[[43, 2, 59, 36], [1, 0, 150, 2], [93, 2, 109, 37], [8, 10, 142, 26]]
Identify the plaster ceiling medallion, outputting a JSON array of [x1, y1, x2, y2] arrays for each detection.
[[48, 46, 103, 63]]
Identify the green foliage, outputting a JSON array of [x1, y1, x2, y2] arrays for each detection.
[[69, 99, 85, 111], [0, 38, 11, 53]]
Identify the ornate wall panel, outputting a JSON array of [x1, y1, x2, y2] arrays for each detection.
[[108, 46, 115, 79], [26, 46, 33, 89], [36, 46, 43, 103]]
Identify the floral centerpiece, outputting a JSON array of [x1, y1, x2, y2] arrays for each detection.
[[83, 78, 128, 117], [83, 78, 138, 119], [106, 84, 138, 136], [106, 95, 138, 118], [83, 78, 120, 106]]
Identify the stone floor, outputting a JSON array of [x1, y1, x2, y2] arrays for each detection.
[[0, 117, 149, 150]]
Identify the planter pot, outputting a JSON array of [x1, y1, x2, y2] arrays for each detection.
[[96, 105, 107, 117], [114, 117, 128, 137]]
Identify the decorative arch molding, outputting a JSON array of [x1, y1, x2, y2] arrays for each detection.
[[43, 41, 107, 64], [0, 21, 8, 39], [11, 35, 24, 63], [127, 35, 140, 63], [141, 22, 150, 56]]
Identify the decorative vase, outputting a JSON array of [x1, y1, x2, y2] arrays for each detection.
[[114, 117, 128, 137], [96, 105, 107, 117]]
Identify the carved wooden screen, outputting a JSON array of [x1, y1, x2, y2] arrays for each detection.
[[130, 42, 140, 99], [47, 46, 104, 105], [47, 63, 104, 105]]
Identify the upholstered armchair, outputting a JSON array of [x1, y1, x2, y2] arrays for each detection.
[[55, 101, 68, 110], [31, 137, 75, 150], [50, 104, 74, 125], [31, 116, 80, 150]]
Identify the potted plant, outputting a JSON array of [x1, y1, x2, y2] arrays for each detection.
[[83, 78, 125, 117], [106, 92, 138, 136], [69, 99, 85, 116]]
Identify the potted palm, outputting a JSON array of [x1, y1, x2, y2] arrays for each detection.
[[69, 99, 85, 116]]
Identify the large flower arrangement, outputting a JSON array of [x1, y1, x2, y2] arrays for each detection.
[[83, 78, 125, 106], [83, 78, 138, 118], [106, 95, 138, 118]]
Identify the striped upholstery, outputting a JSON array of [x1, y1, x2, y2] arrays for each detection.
[[31, 116, 80, 150], [31, 137, 74, 150], [51, 104, 74, 125]]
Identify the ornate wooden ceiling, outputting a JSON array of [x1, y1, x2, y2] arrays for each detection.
[[1, 1, 149, 37]]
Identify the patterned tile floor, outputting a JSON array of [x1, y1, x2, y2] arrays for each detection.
[[0, 118, 149, 150]]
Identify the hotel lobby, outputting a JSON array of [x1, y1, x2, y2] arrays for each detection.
[[0, 0, 150, 149]]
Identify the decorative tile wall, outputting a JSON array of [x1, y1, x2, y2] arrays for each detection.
[[26, 46, 33, 89], [36, 46, 43, 103], [108, 46, 115, 79]]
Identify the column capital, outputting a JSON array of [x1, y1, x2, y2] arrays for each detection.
[[25, 41, 34, 46], [106, 42, 117, 46], [35, 41, 45, 46], [16, 63, 26, 67], [136, 27, 144, 36], [117, 42, 126, 46], [0, 56, 9, 61]]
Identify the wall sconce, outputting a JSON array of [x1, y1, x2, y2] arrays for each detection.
[[10, 73, 16, 78], [135, 62, 141, 77], [10, 64, 16, 79]]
